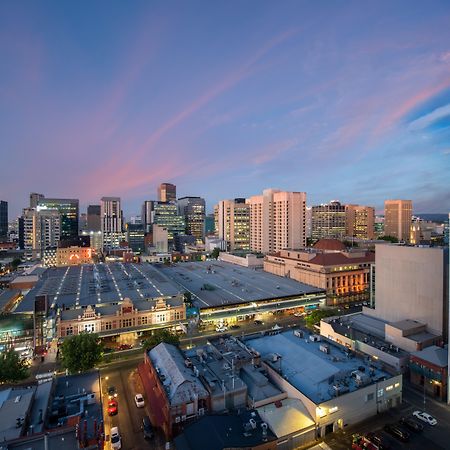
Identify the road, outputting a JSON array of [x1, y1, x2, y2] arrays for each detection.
[[321, 381, 450, 450], [100, 360, 166, 450]]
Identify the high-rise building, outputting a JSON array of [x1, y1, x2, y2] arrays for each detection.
[[141, 200, 154, 233], [0, 201, 7, 242], [384, 200, 412, 242], [29, 192, 44, 208], [126, 223, 145, 253], [22, 207, 61, 259], [214, 198, 250, 252], [177, 197, 206, 243], [101, 197, 123, 249], [158, 183, 176, 203], [247, 189, 306, 253], [205, 214, 215, 235], [87, 205, 101, 232], [152, 202, 185, 250], [345, 205, 375, 240], [311, 201, 346, 240], [37, 197, 79, 240], [152, 224, 169, 253]]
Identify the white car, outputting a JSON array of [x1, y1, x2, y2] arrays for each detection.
[[215, 325, 228, 332], [134, 393, 145, 408], [110, 427, 122, 449], [413, 410, 437, 426]]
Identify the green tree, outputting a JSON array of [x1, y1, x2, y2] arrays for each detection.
[[183, 291, 193, 307], [0, 349, 29, 383], [60, 333, 103, 374], [305, 308, 339, 329], [379, 235, 398, 243], [10, 258, 22, 271], [211, 247, 221, 259], [142, 329, 180, 350]]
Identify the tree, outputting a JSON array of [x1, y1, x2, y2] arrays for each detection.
[[10, 258, 22, 271], [183, 291, 193, 307], [211, 247, 220, 259], [305, 308, 339, 329], [142, 329, 179, 350], [0, 349, 29, 383], [379, 235, 398, 243], [60, 333, 103, 374]]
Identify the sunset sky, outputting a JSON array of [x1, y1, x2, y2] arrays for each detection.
[[1, 0, 449, 218]]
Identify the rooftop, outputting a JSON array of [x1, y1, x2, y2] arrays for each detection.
[[411, 345, 448, 367], [16, 262, 180, 313], [246, 330, 391, 404], [156, 260, 323, 309], [173, 411, 276, 450]]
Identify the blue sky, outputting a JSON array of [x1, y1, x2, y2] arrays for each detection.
[[1, 0, 449, 217]]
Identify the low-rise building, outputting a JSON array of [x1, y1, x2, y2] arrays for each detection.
[[264, 240, 374, 305], [218, 252, 264, 268], [56, 246, 94, 266], [245, 330, 402, 437]]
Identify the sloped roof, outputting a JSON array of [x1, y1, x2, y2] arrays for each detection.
[[411, 345, 448, 367], [313, 239, 346, 251], [309, 251, 374, 266], [149, 343, 208, 405]]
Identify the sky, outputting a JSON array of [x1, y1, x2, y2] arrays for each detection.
[[1, 0, 450, 218]]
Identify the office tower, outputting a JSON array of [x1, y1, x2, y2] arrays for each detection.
[[384, 200, 413, 242], [247, 189, 306, 253], [101, 197, 123, 249], [29, 192, 44, 208], [177, 196, 206, 243], [152, 202, 185, 250], [37, 197, 79, 240], [79, 213, 88, 232], [158, 183, 176, 203], [152, 224, 169, 253], [374, 215, 384, 238], [87, 205, 101, 231], [22, 207, 61, 259], [141, 200, 154, 233], [205, 214, 215, 235], [126, 223, 145, 253], [311, 201, 346, 240], [305, 206, 312, 239], [345, 205, 375, 240], [0, 201, 7, 242], [214, 198, 250, 252]]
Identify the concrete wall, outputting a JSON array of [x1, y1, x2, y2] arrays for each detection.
[[219, 253, 263, 268], [372, 245, 445, 335]]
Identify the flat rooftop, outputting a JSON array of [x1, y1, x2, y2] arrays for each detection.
[[246, 330, 391, 404], [16, 262, 180, 313], [156, 260, 324, 309]]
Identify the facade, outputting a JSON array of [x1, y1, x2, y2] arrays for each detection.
[[158, 183, 177, 203], [204, 213, 215, 234], [29, 192, 44, 208], [87, 204, 101, 231], [21, 207, 61, 259], [214, 198, 250, 252], [100, 197, 123, 249], [37, 197, 79, 240], [264, 241, 374, 305], [141, 200, 154, 233], [365, 244, 448, 338], [384, 199, 412, 242], [247, 189, 306, 254], [126, 223, 145, 253], [312, 201, 346, 240], [153, 202, 185, 250], [177, 196, 206, 243], [345, 204, 375, 240], [58, 296, 185, 338], [139, 342, 209, 439], [56, 246, 94, 266], [0, 200, 7, 242]]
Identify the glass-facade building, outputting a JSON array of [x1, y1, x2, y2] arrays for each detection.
[[177, 196, 206, 243], [153, 202, 185, 250], [37, 198, 79, 240]]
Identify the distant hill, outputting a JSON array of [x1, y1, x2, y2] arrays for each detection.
[[416, 213, 448, 223]]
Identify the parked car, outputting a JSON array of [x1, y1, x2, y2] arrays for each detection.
[[110, 427, 122, 449], [215, 325, 228, 332], [254, 320, 263, 325], [413, 410, 437, 426], [134, 393, 145, 408], [118, 343, 133, 350], [400, 416, 424, 432], [107, 400, 118, 416], [142, 415, 154, 439], [383, 424, 410, 442], [230, 324, 240, 329], [108, 386, 118, 399], [365, 432, 390, 449]]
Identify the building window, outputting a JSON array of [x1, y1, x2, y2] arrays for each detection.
[[84, 323, 94, 333], [122, 318, 132, 328], [66, 326, 73, 336], [141, 316, 148, 325], [156, 314, 166, 323], [105, 322, 112, 330]]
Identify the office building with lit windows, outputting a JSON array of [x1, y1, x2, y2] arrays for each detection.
[[101, 197, 123, 249], [37, 197, 79, 240], [384, 199, 412, 242], [152, 202, 185, 250], [345, 204, 375, 240], [178, 196, 206, 243], [158, 183, 177, 203], [311, 201, 346, 240]]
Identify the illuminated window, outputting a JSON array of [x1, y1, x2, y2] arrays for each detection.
[[385, 385, 393, 391], [394, 382, 400, 388]]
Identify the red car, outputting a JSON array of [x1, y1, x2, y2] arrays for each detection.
[[118, 343, 132, 350], [108, 400, 118, 416]]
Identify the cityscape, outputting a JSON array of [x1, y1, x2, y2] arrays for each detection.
[[1, 2, 450, 450]]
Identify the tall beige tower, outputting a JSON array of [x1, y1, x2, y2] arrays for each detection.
[[247, 189, 306, 253], [384, 200, 412, 242], [345, 204, 375, 240], [214, 198, 250, 251]]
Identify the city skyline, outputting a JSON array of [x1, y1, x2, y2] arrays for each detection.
[[1, 1, 450, 218]]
